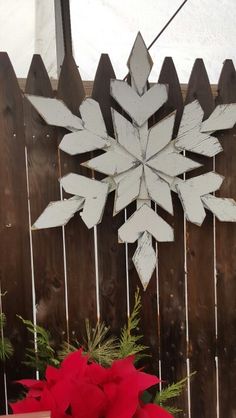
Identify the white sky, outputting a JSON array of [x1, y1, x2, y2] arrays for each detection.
[[0, 0, 236, 83]]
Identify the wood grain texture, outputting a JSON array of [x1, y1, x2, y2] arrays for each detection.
[[185, 59, 216, 418], [155, 57, 187, 415], [91, 54, 127, 333], [57, 54, 97, 338], [24, 54, 66, 343], [0, 53, 32, 400], [215, 59, 236, 418]]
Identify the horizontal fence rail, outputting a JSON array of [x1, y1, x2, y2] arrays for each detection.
[[0, 52, 235, 418]]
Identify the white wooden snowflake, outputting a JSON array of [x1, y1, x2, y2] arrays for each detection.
[[27, 33, 236, 289]]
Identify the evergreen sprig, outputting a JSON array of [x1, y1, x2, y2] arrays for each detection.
[[17, 316, 59, 376], [153, 372, 196, 414], [0, 310, 14, 361], [118, 288, 148, 361]]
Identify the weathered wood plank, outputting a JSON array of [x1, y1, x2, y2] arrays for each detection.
[[0, 53, 32, 399], [57, 54, 97, 338], [91, 54, 127, 333], [185, 59, 216, 418], [155, 57, 187, 414], [215, 59, 236, 418], [24, 54, 66, 342]]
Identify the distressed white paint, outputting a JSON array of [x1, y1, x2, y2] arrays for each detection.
[[146, 112, 176, 160], [61, 173, 109, 228], [176, 172, 224, 225], [26, 95, 83, 131], [27, 31, 236, 289], [80, 98, 108, 138], [144, 166, 173, 214], [114, 166, 143, 214], [32, 198, 84, 229], [147, 148, 201, 177], [110, 80, 168, 127], [127, 32, 153, 96], [59, 130, 109, 155], [202, 195, 236, 222], [132, 231, 156, 290], [118, 204, 174, 243], [112, 109, 142, 160], [201, 104, 236, 132], [176, 100, 222, 157], [82, 148, 136, 176]]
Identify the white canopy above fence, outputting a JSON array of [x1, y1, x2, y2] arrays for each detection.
[[0, 0, 235, 82]]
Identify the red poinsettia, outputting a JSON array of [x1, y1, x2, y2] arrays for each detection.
[[11, 350, 172, 418]]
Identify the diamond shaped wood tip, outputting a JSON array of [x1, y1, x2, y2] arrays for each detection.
[[127, 32, 153, 95]]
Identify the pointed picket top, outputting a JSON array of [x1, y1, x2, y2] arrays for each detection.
[[92, 53, 116, 136], [185, 58, 214, 117], [127, 32, 153, 95], [57, 54, 85, 116], [158, 56, 183, 136], [216, 59, 236, 105], [25, 55, 53, 97], [0, 52, 21, 99]]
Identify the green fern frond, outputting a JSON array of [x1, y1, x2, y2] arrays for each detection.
[[0, 337, 14, 361], [18, 316, 59, 376], [0, 312, 6, 329], [83, 319, 120, 366], [118, 288, 148, 361], [0, 310, 14, 361]]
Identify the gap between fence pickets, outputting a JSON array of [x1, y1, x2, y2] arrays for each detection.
[[183, 152, 192, 418], [213, 155, 220, 418], [0, 283, 9, 414], [24, 147, 39, 381]]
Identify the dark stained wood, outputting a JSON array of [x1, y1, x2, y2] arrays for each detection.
[[91, 54, 127, 333], [57, 55, 97, 338], [156, 58, 187, 414], [24, 55, 66, 343], [215, 59, 236, 418], [0, 53, 32, 396], [185, 59, 216, 418]]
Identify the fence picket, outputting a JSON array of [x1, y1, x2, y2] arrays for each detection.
[[24, 54, 67, 344], [185, 59, 216, 418], [0, 53, 32, 407], [91, 54, 127, 332], [157, 57, 188, 414], [57, 55, 97, 338], [215, 59, 236, 418]]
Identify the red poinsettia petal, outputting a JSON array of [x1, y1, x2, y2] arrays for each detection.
[[16, 379, 44, 390], [49, 378, 73, 413], [61, 349, 88, 378], [71, 382, 106, 418], [110, 356, 136, 380], [46, 365, 61, 385], [103, 382, 117, 402], [106, 374, 140, 418], [10, 397, 42, 414], [85, 362, 108, 385], [137, 403, 174, 418], [136, 371, 160, 392]]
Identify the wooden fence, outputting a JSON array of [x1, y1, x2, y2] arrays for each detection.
[[0, 50, 236, 418]]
